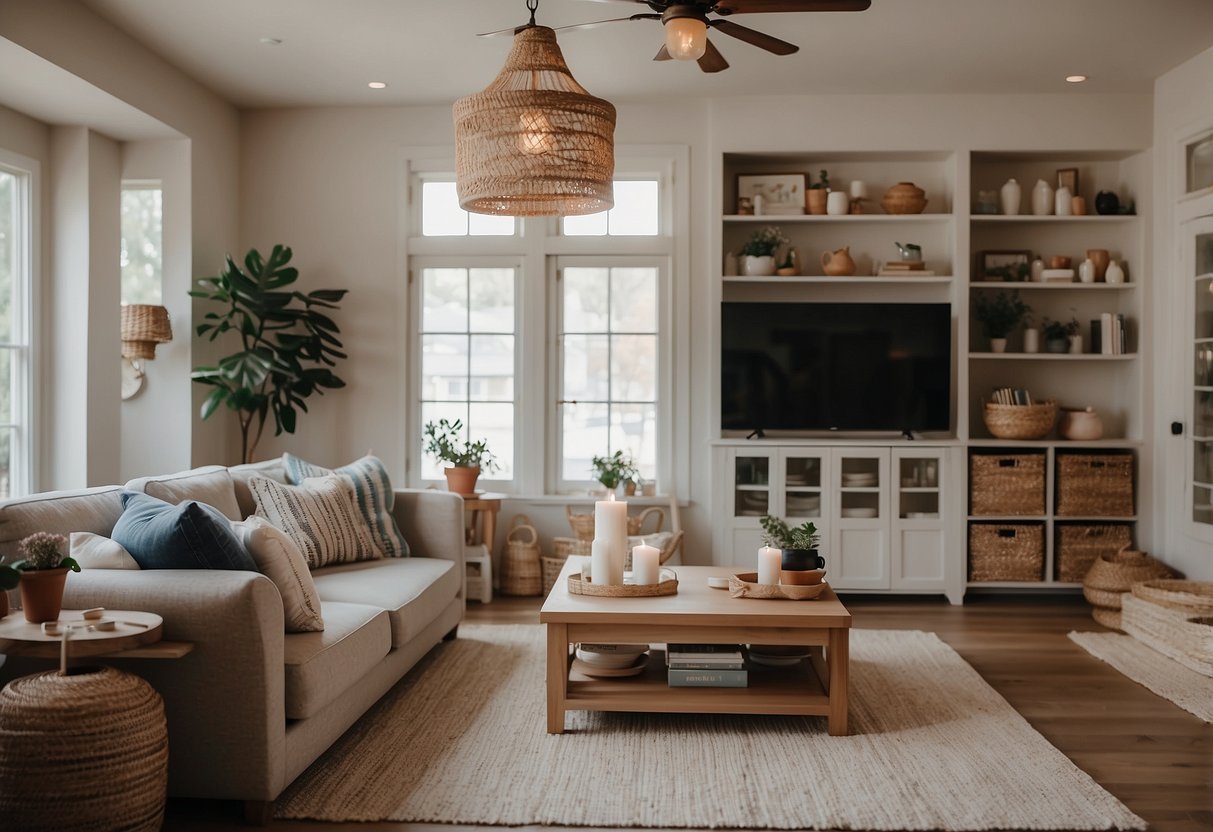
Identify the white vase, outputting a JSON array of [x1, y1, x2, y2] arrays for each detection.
[[1032, 179, 1054, 216], [1023, 328, 1040, 353], [1055, 186, 1073, 216], [1000, 178, 1021, 215], [742, 255, 776, 276], [1105, 260, 1125, 284], [1068, 334, 1083, 354], [990, 337, 1008, 353], [826, 191, 849, 216], [1030, 258, 1045, 282], [1078, 258, 1096, 283]]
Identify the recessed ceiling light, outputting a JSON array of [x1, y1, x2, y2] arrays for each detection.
[[1065, 74, 1088, 83], [259, 36, 283, 45], [368, 81, 388, 89]]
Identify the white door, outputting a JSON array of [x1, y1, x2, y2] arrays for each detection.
[[891, 448, 947, 590], [1181, 215, 1213, 546], [829, 448, 890, 590]]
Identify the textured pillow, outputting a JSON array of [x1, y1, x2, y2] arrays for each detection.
[[124, 465, 243, 522], [111, 492, 256, 571], [233, 517, 324, 633], [249, 475, 383, 569], [283, 453, 410, 557], [70, 532, 140, 570]]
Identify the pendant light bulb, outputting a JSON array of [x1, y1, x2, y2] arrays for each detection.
[[665, 15, 708, 61], [518, 109, 556, 155]]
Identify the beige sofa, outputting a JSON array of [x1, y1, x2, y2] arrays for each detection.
[[0, 459, 465, 813]]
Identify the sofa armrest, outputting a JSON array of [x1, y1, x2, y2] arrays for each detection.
[[392, 489, 465, 567]]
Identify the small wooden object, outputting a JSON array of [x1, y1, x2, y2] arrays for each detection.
[[568, 568, 678, 597], [728, 572, 830, 600]]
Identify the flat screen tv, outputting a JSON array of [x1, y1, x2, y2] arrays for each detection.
[[721, 302, 952, 434]]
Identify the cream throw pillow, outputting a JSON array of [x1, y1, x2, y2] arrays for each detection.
[[70, 532, 140, 570], [249, 474, 383, 569], [233, 517, 324, 633]]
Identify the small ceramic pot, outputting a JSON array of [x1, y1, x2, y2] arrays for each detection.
[[1059, 407, 1104, 441], [990, 337, 1008, 353], [881, 182, 928, 215], [1030, 258, 1045, 282], [1046, 338, 1069, 354], [742, 255, 776, 276], [1055, 186, 1073, 216], [1078, 258, 1096, 283], [1095, 191, 1120, 215], [1068, 334, 1083, 354], [807, 189, 828, 215], [1032, 179, 1055, 216], [1071, 196, 1087, 215], [1049, 255, 1072, 270], [19, 568, 69, 624], [1105, 260, 1126, 284], [781, 549, 825, 571], [826, 191, 849, 215], [443, 466, 481, 496]]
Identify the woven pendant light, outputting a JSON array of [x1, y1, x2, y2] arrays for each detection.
[[120, 304, 173, 360], [454, 11, 616, 217]]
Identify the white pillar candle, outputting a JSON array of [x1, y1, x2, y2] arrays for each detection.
[[758, 546, 782, 585], [849, 180, 868, 199], [591, 539, 614, 586], [595, 497, 628, 585], [632, 543, 660, 585]]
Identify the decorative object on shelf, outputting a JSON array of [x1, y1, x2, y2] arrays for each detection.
[[1030, 257, 1045, 282], [568, 567, 677, 597], [1056, 167, 1079, 197], [881, 181, 927, 214], [894, 241, 922, 262], [500, 515, 542, 596], [982, 400, 1057, 440], [1085, 248, 1109, 281], [979, 249, 1031, 282], [1068, 333, 1083, 354], [740, 225, 788, 276], [1000, 178, 1022, 215], [590, 449, 638, 493], [737, 173, 806, 216], [723, 250, 738, 276], [1094, 190, 1120, 215], [1031, 179, 1055, 216], [119, 304, 173, 401], [806, 169, 829, 215], [758, 515, 825, 577], [12, 533, 80, 623], [1042, 316, 1080, 353], [1071, 196, 1087, 215], [776, 247, 800, 276], [974, 289, 1030, 350], [1078, 258, 1096, 284], [736, 196, 753, 215], [752, 193, 766, 215], [1055, 185, 1073, 216], [1041, 268, 1075, 283], [826, 190, 849, 216], [424, 418, 498, 495], [1105, 259, 1126, 284], [975, 189, 999, 215], [728, 572, 829, 601], [1083, 548, 1176, 631], [848, 180, 868, 214], [453, 4, 615, 217], [989, 337, 1008, 353], [1023, 325, 1040, 353], [1059, 406, 1104, 441], [1048, 255, 1072, 270], [820, 246, 856, 276]]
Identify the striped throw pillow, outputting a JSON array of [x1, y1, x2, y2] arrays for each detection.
[[249, 475, 383, 569], [282, 453, 410, 558]]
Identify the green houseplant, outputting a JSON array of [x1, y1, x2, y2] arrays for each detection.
[[759, 515, 825, 574], [739, 226, 788, 276], [974, 290, 1031, 352], [590, 450, 638, 493], [1042, 316, 1081, 353], [191, 245, 348, 464], [12, 533, 79, 623], [424, 418, 498, 495]]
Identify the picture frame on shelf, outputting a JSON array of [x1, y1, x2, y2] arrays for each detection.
[[737, 173, 806, 215], [1056, 167, 1079, 195], [978, 250, 1032, 282]]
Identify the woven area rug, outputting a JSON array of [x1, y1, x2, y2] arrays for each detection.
[[276, 625, 1144, 830], [1069, 630, 1213, 723]]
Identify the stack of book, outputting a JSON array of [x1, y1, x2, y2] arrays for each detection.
[[877, 261, 936, 277], [991, 387, 1035, 405], [1091, 314, 1129, 355], [666, 644, 747, 687]]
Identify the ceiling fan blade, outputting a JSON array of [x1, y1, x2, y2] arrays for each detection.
[[697, 39, 730, 73], [715, 0, 870, 13], [709, 19, 798, 55], [653, 45, 673, 61], [552, 13, 660, 33]]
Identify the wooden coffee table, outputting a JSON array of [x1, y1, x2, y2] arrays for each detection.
[[540, 559, 851, 736]]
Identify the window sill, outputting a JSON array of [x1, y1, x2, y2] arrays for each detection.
[[501, 493, 687, 508]]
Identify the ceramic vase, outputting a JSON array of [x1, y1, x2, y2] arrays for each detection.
[[990, 337, 1008, 353], [1000, 178, 1021, 215], [1046, 337, 1068, 354], [742, 255, 776, 276], [723, 251, 738, 276], [1068, 334, 1083, 354], [1055, 186, 1073, 216], [1095, 191, 1120, 215], [1087, 249, 1110, 281], [1059, 407, 1104, 441], [1030, 258, 1045, 282], [1032, 179, 1055, 216], [1071, 196, 1087, 215], [826, 191, 849, 216], [1105, 260, 1126, 284], [807, 189, 828, 215], [1078, 258, 1096, 283], [1023, 328, 1040, 353]]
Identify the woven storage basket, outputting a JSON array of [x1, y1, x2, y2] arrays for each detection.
[[542, 537, 592, 594], [0, 666, 167, 831], [969, 523, 1044, 582], [970, 453, 1046, 516], [1056, 524, 1133, 583], [565, 505, 666, 541], [1082, 548, 1175, 612], [1122, 593, 1213, 677], [1091, 606, 1122, 630], [500, 515, 542, 596], [1055, 453, 1134, 517], [1130, 580, 1213, 614], [982, 400, 1056, 440]]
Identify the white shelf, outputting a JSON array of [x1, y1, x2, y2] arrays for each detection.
[[970, 215, 1138, 223], [969, 282, 1136, 290], [967, 438, 1144, 447], [723, 275, 954, 285], [969, 352, 1137, 360], [723, 213, 951, 223]]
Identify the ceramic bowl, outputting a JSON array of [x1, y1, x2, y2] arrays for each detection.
[[780, 569, 826, 586]]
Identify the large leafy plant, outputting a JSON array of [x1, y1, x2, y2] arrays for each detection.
[[191, 245, 348, 464]]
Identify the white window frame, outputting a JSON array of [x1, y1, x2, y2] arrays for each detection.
[[119, 179, 163, 305], [0, 148, 39, 497]]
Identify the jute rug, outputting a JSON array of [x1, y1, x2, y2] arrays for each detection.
[[276, 625, 1144, 830], [1069, 630, 1213, 723]]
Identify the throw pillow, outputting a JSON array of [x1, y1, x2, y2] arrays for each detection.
[[111, 492, 257, 571], [124, 465, 243, 522], [282, 453, 410, 557], [69, 532, 140, 570], [233, 517, 324, 633], [249, 475, 383, 569]]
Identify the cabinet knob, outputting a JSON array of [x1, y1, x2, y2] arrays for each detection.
[[1171, 421, 1184, 436]]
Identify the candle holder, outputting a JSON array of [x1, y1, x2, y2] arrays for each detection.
[[568, 568, 679, 597]]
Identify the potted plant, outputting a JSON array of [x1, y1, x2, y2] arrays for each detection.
[[423, 418, 498, 496], [974, 290, 1030, 353], [590, 450, 638, 494], [760, 515, 825, 580], [1042, 316, 1081, 354], [13, 533, 80, 623], [807, 169, 830, 215], [739, 226, 788, 277]]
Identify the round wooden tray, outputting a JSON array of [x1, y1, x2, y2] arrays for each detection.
[[729, 572, 829, 601], [0, 609, 163, 658], [568, 568, 678, 597]]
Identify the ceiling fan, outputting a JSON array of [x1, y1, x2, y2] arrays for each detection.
[[479, 1, 871, 74]]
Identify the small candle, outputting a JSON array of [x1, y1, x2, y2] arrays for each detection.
[[849, 180, 868, 199], [632, 543, 660, 585], [591, 539, 615, 586], [758, 546, 781, 585]]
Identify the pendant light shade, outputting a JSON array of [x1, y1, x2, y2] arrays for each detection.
[[453, 25, 616, 217]]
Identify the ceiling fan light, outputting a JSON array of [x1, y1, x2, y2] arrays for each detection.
[[665, 16, 707, 61]]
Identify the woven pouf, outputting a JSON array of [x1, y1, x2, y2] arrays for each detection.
[[0, 666, 168, 831]]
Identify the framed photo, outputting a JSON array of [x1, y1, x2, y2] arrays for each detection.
[[1056, 167, 1079, 195], [978, 250, 1032, 282], [737, 173, 806, 215]]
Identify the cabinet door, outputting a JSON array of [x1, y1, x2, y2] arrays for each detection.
[[1185, 215, 1213, 545], [778, 448, 830, 523], [892, 448, 947, 589], [829, 449, 890, 590]]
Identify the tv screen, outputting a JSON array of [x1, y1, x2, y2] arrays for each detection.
[[721, 302, 952, 433]]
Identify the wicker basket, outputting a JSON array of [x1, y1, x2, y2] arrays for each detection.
[[565, 505, 666, 541], [1091, 606, 1122, 630], [1056, 524, 1133, 583], [969, 523, 1044, 582], [982, 400, 1057, 440], [1082, 547, 1175, 614], [1122, 593, 1213, 677], [499, 515, 542, 596], [541, 537, 592, 594], [970, 453, 1046, 516], [1130, 580, 1213, 614], [1055, 453, 1134, 517]]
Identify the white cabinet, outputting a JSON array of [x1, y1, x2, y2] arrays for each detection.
[[831, 449, 890, 590], [892, 448, 947, 590]]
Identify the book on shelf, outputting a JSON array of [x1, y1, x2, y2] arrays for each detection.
[[1095, 313, 1129, 355], [667, 644, 745, 670], [668, 668, 749, 688], [877, 268, 937, 277], [991, 387, 1033, 405]]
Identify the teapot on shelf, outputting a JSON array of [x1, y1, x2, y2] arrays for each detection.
[[821, 246, 857, 276]]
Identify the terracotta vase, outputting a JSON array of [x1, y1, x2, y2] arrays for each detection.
[[1087, 249, 1110, 281], [19, 568, 69, 624], [820, 246, 856, 276], [807, 189, 828, 215], [443, 466, 481, 496]]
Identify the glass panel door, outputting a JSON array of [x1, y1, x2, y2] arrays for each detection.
[[732, 454, 770, 518], [1186, 217, 1213, 539]]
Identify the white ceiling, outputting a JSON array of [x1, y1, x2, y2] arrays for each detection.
[[81, 0, 1213, 109]]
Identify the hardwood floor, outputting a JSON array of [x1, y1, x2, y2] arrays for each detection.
[[164, 594, 1211, 832]]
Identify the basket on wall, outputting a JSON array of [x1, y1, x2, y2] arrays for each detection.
[[982, 400, 1057, 441], [970, 453, 1046, 516], [565, 504, 666, 541], [499, 515, 542, 596], [1081, 546, 1175, 630]]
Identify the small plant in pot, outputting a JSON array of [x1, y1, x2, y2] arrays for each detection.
[[760, 515, 825, 584], [739, 226, 788, 277], [974, 290, 1030, 353], [1041, 316, 1081, 353], [590, 450, 638, 495], [807, 169, 830, 214], [424, 418, 498, 496], [13, 533, 79, 623]]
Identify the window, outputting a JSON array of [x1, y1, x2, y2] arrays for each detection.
[[0, 152, 35, 498], [120, 184, 162, 304], [562, 180, 660, 237], [420, 181, 515, 237]]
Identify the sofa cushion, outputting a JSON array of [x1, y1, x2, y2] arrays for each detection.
[[112, 492, 257, 571], [0, 486, 124, 560], [283, 601, 391, 719], [250, 475, 383, 568], [233, 517, 324, 633], [283, 453, 410, 558], [229, 458, 288, 519], [70, 532, 140, 570], [124, 465, 242, 522], [311, 557, 459, 647]]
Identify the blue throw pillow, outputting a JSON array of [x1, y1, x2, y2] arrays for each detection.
[[112, 491, 256, 571]]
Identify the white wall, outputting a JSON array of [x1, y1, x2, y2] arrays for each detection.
[[1153, 46, 1213, 580]]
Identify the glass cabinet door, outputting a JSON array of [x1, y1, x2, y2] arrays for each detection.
[[1186, 216, 1213, 541], [731, 453, 771, 518], [782, 450, 825, 521]]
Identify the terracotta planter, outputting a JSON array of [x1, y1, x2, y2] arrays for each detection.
[[19, 567, 69, 623], [443, 466, 481, 496], [806, 189, 828, 215]]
